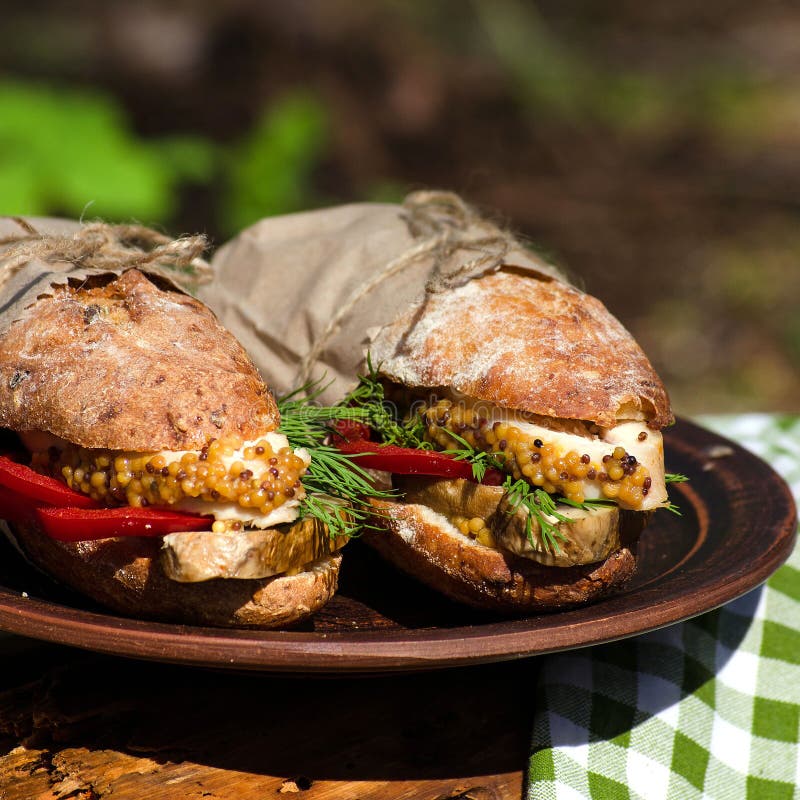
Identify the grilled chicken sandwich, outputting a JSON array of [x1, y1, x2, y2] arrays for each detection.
[[334, 267, 676, 612], [0, 269, 344, 627]]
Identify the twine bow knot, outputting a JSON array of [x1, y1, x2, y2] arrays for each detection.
[[296, 190, 520, 385], [0, 217, 211, 296]]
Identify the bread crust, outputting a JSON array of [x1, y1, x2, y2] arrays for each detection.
[[7, 518, 341, 628], [370, 269, 672, 429], [363, 498, 638, 612], [0, 269, 279, 450]]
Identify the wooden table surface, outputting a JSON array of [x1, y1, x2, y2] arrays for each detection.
[[0, 633, 534, 799]]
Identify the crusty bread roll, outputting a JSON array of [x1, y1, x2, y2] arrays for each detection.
[[363, 485, 645, 613], [0, 268, 338, 628], [370, 268, 672, 429], [359, 266, 673, 611], [5, 518, 341, 628], [0, 269, 278, 451]]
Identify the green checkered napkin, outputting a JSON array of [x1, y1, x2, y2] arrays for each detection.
[[528, 414, 800, 800]]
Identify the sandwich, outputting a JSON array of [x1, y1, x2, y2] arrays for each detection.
[[327, 267, 680, 612], [0, 268, 367, 628]]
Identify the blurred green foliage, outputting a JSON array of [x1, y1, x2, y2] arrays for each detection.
[[0, 81, 329, 234], [365, 180, 408, 204], [222, 93, 328, 233], [0, 81, 215, 221], [0, 0, 797, 412], [473, 0, 779, 141]]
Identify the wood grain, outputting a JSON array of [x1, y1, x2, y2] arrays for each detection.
[[0, 637, 532, 799]]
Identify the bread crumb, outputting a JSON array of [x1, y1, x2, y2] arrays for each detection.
[[279, 777, 312, 792]]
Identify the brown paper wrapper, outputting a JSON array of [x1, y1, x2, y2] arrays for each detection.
[[0, 216, 210, 338], [201, 191, 564, 404]]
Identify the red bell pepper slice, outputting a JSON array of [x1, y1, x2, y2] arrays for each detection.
[[0, 483, 42, 524], [0, 456, 100, 509], [330, 418, 373, 444], [336, 440, 504, 485], [34, 505, 213, 542]]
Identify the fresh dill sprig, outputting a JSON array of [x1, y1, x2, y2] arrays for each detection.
[[558, 496, 617, 510], [276, 391, 395, 538], [464, 451, 492, 483], [340, 356, 432, 449], [663, 474, 688, 514], [279, 363, 689, 542], [439, 429, 505, 482], [502, 477, 570, 554], [665, 473, 689, 484]]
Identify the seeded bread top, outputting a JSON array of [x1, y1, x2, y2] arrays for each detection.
[[370, 269, 673, 430], [0, 269, 279, 450]]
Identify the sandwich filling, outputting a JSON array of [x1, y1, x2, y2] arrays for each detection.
[[413, 391, 668, 512], [22, 431, 310, 530], [394, 475, 634, 567], [388, 390, 668, 511]]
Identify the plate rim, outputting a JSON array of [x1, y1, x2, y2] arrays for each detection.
[[0, 418, 795, 673]]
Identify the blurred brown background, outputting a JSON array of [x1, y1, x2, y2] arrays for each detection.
[[1, 0, 798, 415]]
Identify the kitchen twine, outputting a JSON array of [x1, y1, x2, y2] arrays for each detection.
[[295, 190, 534, 386], [0, 217, 212, 296]]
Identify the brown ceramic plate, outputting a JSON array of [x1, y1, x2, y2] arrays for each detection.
[[0, 419, 795, 674]]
